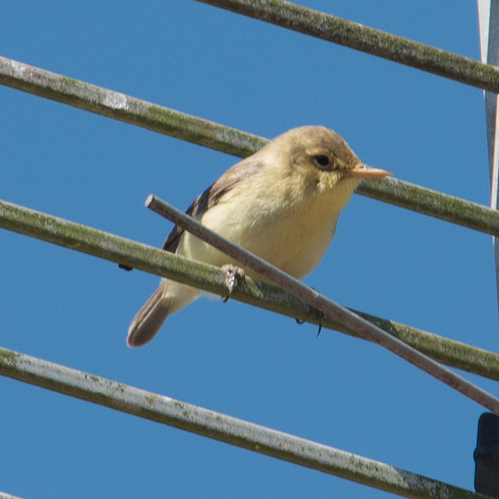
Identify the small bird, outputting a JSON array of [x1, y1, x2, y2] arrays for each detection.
[[127, 126, 391, 347]]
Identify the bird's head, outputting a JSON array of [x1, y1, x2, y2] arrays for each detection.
[[270, 126, 391, 196]]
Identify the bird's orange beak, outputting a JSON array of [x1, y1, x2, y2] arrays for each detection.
[[347, 165, 392, 178]]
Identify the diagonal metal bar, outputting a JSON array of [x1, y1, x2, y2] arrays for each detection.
[[1, 197, 499, 381], [1, 55, 499, 237], [146, 194, 499, 416], [0, 346, 489, 499], [195, 0, 499, 93]]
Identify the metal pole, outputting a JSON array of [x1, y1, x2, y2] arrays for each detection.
[[478, 0, 499, 329], [146, 193, 499, 416]]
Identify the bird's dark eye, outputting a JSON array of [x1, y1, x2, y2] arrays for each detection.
[[314, 155, 330, 168]]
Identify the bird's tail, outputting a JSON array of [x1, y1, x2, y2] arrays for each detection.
[[127, 281, 200, 347]]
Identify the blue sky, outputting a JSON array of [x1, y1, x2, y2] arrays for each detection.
[[1, 1, 497, 497]]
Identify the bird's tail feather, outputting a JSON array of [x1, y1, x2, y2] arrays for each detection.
[[127, 281, 200, 347], [127, 287, 170, 347]]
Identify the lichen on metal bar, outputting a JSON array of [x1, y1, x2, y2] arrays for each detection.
[[1, 197, 499, 382], [194, 0, 499, 93], [0, 55, 266, 158], [0, 346, 488, 498], [357, 178, 499, 236]]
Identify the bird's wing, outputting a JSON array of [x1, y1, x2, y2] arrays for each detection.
[[162, 157, 264, 253]]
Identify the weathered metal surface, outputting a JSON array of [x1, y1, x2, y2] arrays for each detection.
[[1, 196, 499, 381], [1, 55, 499, 236], [195, 0, 499, 92], [0, 346, 489, 498]]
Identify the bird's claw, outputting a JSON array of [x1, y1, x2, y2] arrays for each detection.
[[295, 307, 324, 336], [221, 264, 246, 303], [316, 310, 324, 336]]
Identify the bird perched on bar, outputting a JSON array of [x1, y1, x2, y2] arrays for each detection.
[[127, 126, 391, 347]]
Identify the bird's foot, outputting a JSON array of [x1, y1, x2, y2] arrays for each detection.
[[295, 307, 324, 336], [221, 264, 246, 303]]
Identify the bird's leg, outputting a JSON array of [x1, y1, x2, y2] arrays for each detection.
[[221, 264, 246, 303]]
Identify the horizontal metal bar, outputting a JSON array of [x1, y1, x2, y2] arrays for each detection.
[[0, 346, 486, 498], [1, 55, 499, 237], [195, 0, 499, 93], [1, 197, 499, 381]]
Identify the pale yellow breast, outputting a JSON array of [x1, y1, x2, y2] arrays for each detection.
[[178, 172, 360, 280]]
